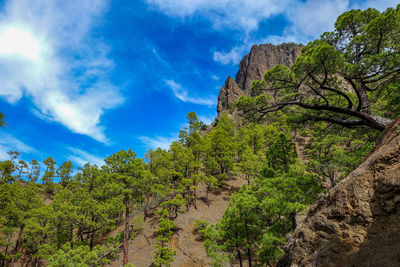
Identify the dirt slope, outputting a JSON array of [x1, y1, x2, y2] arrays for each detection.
[[108, 176, 246, 267]]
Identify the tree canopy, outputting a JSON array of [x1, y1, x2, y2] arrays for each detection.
[[237, 5, 400, 131]]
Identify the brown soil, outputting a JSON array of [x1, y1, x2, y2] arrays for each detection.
[[108, 176, 246, 267]]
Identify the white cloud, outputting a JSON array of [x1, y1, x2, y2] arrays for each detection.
[[138, 135, 177, 150], [212, 0, 352, 65], [147, 0, 398, 39], [279, 0, 398, 44], [145, 0, 291, 33], [213, 45, 247, 65], [0, 0, 123, 142], [284, 0, 349, 41], [165, 79, 217, 106], [352, 0, 399, 11], [0, 132, 37, 160], [149, 0, 398, 65], [198, 114, 216, 125], [210, 74, 219, 81], [67, 147, 105, 167]]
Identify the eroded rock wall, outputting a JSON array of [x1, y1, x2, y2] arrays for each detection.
[[278, 119, 400, 267]]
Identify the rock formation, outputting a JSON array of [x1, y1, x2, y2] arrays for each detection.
[[216, 76, 243, 115], [217, 43, 302, 116], [278, 118, 400, 267]]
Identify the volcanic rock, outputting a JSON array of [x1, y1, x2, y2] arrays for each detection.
[[278, 118, 400, 267], [217, 43, 302, 116]]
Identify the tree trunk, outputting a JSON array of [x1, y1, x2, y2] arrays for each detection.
[[290, 212, 297, 230], [143, 195, 150, 220], [237, 246, 243, 267], [90, 230, 95, 251], [10, 225, 24, 266], [248, 247, 252, 267], [368, 114, 393, 130], [357, 85, 371, 114], [123, 196, 130, 266], [206, 183, 210, 199], [329, 171, 336, 188]]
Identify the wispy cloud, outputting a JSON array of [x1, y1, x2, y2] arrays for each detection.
[[0, 132, 37, 160], [151, 0, 397, 66], [284, 0, 349, 42], [353, 0, 399, 11], [211, 0, 350, 65], [67, 147, 105, 167], [213, 45, 247, 65], [164, 79, 216, 106], [0, 0, 123, 142], [268, 0, 397, 45], [198, 114, 216, 125], [138, 135, 177, 150], [210, 74, 220, 81], [145, 0, 290, 33]]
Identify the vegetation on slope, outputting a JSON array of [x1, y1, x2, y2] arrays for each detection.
[[1, 4, 399, 267]]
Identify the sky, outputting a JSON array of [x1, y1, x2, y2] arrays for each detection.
[[0, 0, 398, 169]]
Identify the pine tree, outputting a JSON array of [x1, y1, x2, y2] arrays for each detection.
[[104, 149, 148, 265]]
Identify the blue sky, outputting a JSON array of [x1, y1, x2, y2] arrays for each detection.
[[0, 0, 397, 168]]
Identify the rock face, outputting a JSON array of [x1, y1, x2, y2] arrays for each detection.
[[278, 118, 400, 267], [217, 43, 302, 116], [217, 76, 243, 115]]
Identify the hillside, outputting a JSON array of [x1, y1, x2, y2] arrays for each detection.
[[108, 176, 246, 267], [1, 4, 399, 267]]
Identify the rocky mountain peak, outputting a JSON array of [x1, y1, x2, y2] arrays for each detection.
[[217, 43, 302, 116], [216, 76, 242, 115]]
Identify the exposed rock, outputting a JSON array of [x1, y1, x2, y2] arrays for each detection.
[[236, 43, 302, 94], [217, 43, 302, 116], [217, 76, 243, 115], [278, 118, 400, 267]]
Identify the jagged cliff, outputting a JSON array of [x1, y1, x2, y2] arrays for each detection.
[[217, 43, 302, 116], [278, 118, 400, 267]]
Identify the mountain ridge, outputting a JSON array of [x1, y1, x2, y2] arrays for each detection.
[[217, 43, 302, 116]]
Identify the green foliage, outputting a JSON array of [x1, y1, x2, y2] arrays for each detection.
[[0, 160, 15, 183], [48, 243, 109, 266], [160, 194, 186, 220], [103, 149, 149, 265], [203, 113, 236, 180], [154, 208, 176, 267], [42, 156, 56, 194], [57, 161, 73, 187], [193, 219, 209, 240], [28, 159, 41, 183], [256, 233, 285, 265], [194, 219, 208, 232], [265, 133, 297, 174], [237, 5, 400, 131], [205, 135, 323, 266], [0, 90, 382, 267], [305, 122, 377, 186], [203, 225, 229, 267]]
